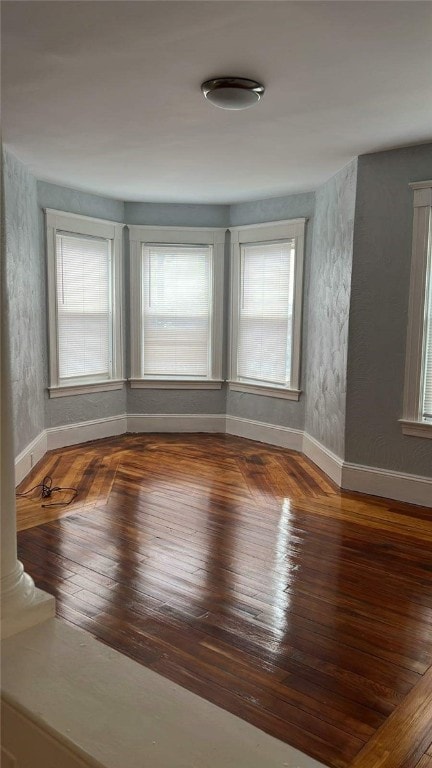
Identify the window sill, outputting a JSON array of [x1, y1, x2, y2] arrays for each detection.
[[400, 419, 432, 439], [129, 379, 223, 390], [49, 380, 126, 398], [228, 381, 301, 401]]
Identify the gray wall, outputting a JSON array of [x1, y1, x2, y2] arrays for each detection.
[[3, 149, 46, 454], [305, 160, 357, 457], [125, 202, 229, 228], [345, 143, 432, 475], [37, 181, 124, 222], [36, 181, 128, 428], [227, 192, 315, 429]]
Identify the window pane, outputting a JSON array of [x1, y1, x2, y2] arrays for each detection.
[[238, 240, 295, 385], [56, 233, 112, 380], [142, 244, 212, 377], [422, 253, 432, 420]]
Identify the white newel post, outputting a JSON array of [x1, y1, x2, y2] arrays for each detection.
[[1, 218, 55, 640]]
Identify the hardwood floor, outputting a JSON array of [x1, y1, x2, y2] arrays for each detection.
[[16, 433, 432, 768]]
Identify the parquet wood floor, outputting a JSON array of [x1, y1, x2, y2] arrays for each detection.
[[16, 434, 432, 768]]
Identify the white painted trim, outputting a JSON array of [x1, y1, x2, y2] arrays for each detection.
[[46, 414, 127, 450], [129, 234, 143, 380], [49, 380, 125, 398], [342, 462, 432, 508], [46, 210, 124, 391], [400, 419, 432, 439], [45, 208, 123, 228], [127, 413, 225, 434], [228, 381, 301, 400], [302, 433, 343, 486], [129, 226, 225, 382], [402, 182, 431, 429], [14, 431, 47, 486], [1, 586, 55, 641], [229, 218, 307, 236], [225, 415, 303, 451], [129, 379, 223, 389], [410, 180, 432, 191], [14, 416, 432, 507]]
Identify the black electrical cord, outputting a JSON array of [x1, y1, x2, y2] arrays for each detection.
[[17, 475, 78, 507]]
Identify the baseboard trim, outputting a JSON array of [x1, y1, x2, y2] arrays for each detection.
[[302, 433, 344, 486], [15, 431, 48, 485], [46, 414, 127, 451], [225, 415, 303, 451], [14, 415, 432, 507], [342, 462, 432, 507], [127, 413, 226, 433]]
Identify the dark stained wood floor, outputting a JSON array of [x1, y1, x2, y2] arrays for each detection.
[[16, 434, 432, 768]]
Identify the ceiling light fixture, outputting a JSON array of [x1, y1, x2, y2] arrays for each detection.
[[201, 77, 265, 110]]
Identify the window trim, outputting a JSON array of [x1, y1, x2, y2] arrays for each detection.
[[46, 209, 125, 397], [401, 181, 432, 438], [128, 225, 225, 386], [228, 218, 306, 399]]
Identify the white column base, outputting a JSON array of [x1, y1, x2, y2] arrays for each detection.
[[1, 561, 55, 640]]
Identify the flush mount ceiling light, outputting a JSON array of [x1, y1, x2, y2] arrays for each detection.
[[201, 77, 265, 110]]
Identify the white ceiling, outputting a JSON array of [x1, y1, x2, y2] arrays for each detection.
[[2, 1, 432, 203]]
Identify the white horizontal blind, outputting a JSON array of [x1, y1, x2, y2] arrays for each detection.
[[237, 239, 296, 385], [422, 255, 432, 420], [142, 244, 212, 377], [56, 232, 112, 381]]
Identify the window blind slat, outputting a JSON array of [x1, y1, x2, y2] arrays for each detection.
[[56, 233, 112, 380], [422, 259, 432, 420], [237, 240, 295, 386], [142, 244, 212, 377]]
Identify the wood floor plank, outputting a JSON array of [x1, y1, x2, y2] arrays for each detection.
[[16, 433, 432, 768], [348, 665, 432, 768]]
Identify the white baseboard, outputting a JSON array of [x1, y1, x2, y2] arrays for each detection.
[[127, 413, 226, 433], [46, 414, 127, 451], [15, 431, 48, 485], [14, 414, 432, 507], [225, 415, 303, 451], [302, 433, 344, 486], [342, 462, 432, 507]]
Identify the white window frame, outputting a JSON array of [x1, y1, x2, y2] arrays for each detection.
[[401, 181, 432, 439], [129, 225, 225, 388], [46, 209, 124, 398], [228, 218, 306, 400]]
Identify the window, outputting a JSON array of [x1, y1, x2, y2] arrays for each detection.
[[402, 181, 432, 437], [129, 226, 225, 388], [229, 219, 306, 400], [46, 210, 124, 397]]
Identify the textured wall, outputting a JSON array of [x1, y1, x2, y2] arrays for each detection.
[[125, 202, 229, 228], [227, 192, 315, 430], [3, 149, 46, 454], [37, 181, 128, 428], [345, 143, 432, 475], [47, 390, 127, 428], [305, 160, 357, 457], [37, 181, 124, 222], [229, 192, 314, 227], [128, 388, 226, 415]]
